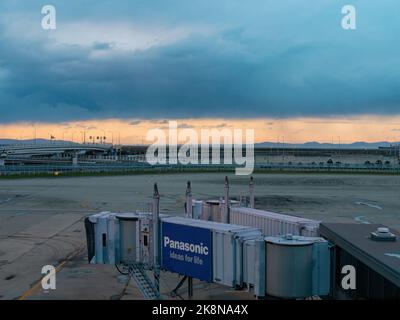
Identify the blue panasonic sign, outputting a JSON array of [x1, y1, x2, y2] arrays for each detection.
[[161, 222, 212, 282]]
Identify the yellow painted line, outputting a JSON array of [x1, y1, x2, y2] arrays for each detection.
[[18, 247, 84, 300]]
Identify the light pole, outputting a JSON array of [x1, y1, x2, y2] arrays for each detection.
[[185, 181, 193, 218], [152, 183, 160, 296], [249, 176, 255, 208], [223, 176, 230, 223], [108, 131, 114, 145], [80, 131, 86, 144], [101, 130, 106, 145]]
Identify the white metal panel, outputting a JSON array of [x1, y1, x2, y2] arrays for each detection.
[[254, 239, 265, 298], [213, 230, 235, 286], [213, 228, 262, 287], [161, 216, 262, 288], [93, 213, 118, 264], [312, 241, 330, 296], [243, 240, 256, 285], [107, 216, 118, 264], [161, 216, 253, 233], [302, 224, 320, 237], [230, 207, 320, 237], [201, 202, 211, 221], [90, 211, 110, 262], [89, 211, 111, 223], [200, 200, 240, 222], [94, 215, 107, 263], [89, 211, 155, 265], [234, 230, 263, 286]]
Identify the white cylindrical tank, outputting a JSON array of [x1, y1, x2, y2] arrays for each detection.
[[202, 200, 240, 222], [192, 200, 203, 220], [206, 200, 222, 222], [87, 211, 119, 265], [265, 235, 314, 298]]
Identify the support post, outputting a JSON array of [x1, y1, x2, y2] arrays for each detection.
[[249, 176, 255, 208], [186, 181, 193, 218], [72, 153, 78, 166], [188, 276, 193, 300], [152, 183, 160, 295], [222, 176, 230, 223]]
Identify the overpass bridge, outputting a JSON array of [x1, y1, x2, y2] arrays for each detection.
[[0, 142, 113, 165]]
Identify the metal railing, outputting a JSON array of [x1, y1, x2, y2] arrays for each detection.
[[0, 161, 399, 176], [128, 263, 160, 300]]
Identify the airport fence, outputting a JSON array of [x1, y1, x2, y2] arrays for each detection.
[[0, 162, 400, 177]]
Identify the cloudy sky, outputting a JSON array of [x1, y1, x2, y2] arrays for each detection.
[[0, 1, 400, 142]]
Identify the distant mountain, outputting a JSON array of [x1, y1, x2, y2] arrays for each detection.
[[255, 141, 399, 149], [0, 138, 398, 149]]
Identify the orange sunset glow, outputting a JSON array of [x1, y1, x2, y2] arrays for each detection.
[[1, 116, 400, 145]]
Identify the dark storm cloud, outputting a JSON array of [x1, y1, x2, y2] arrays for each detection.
[[0, 0, 400, 123]]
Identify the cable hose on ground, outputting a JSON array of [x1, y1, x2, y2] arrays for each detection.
[[115, 264, 130, 275]]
